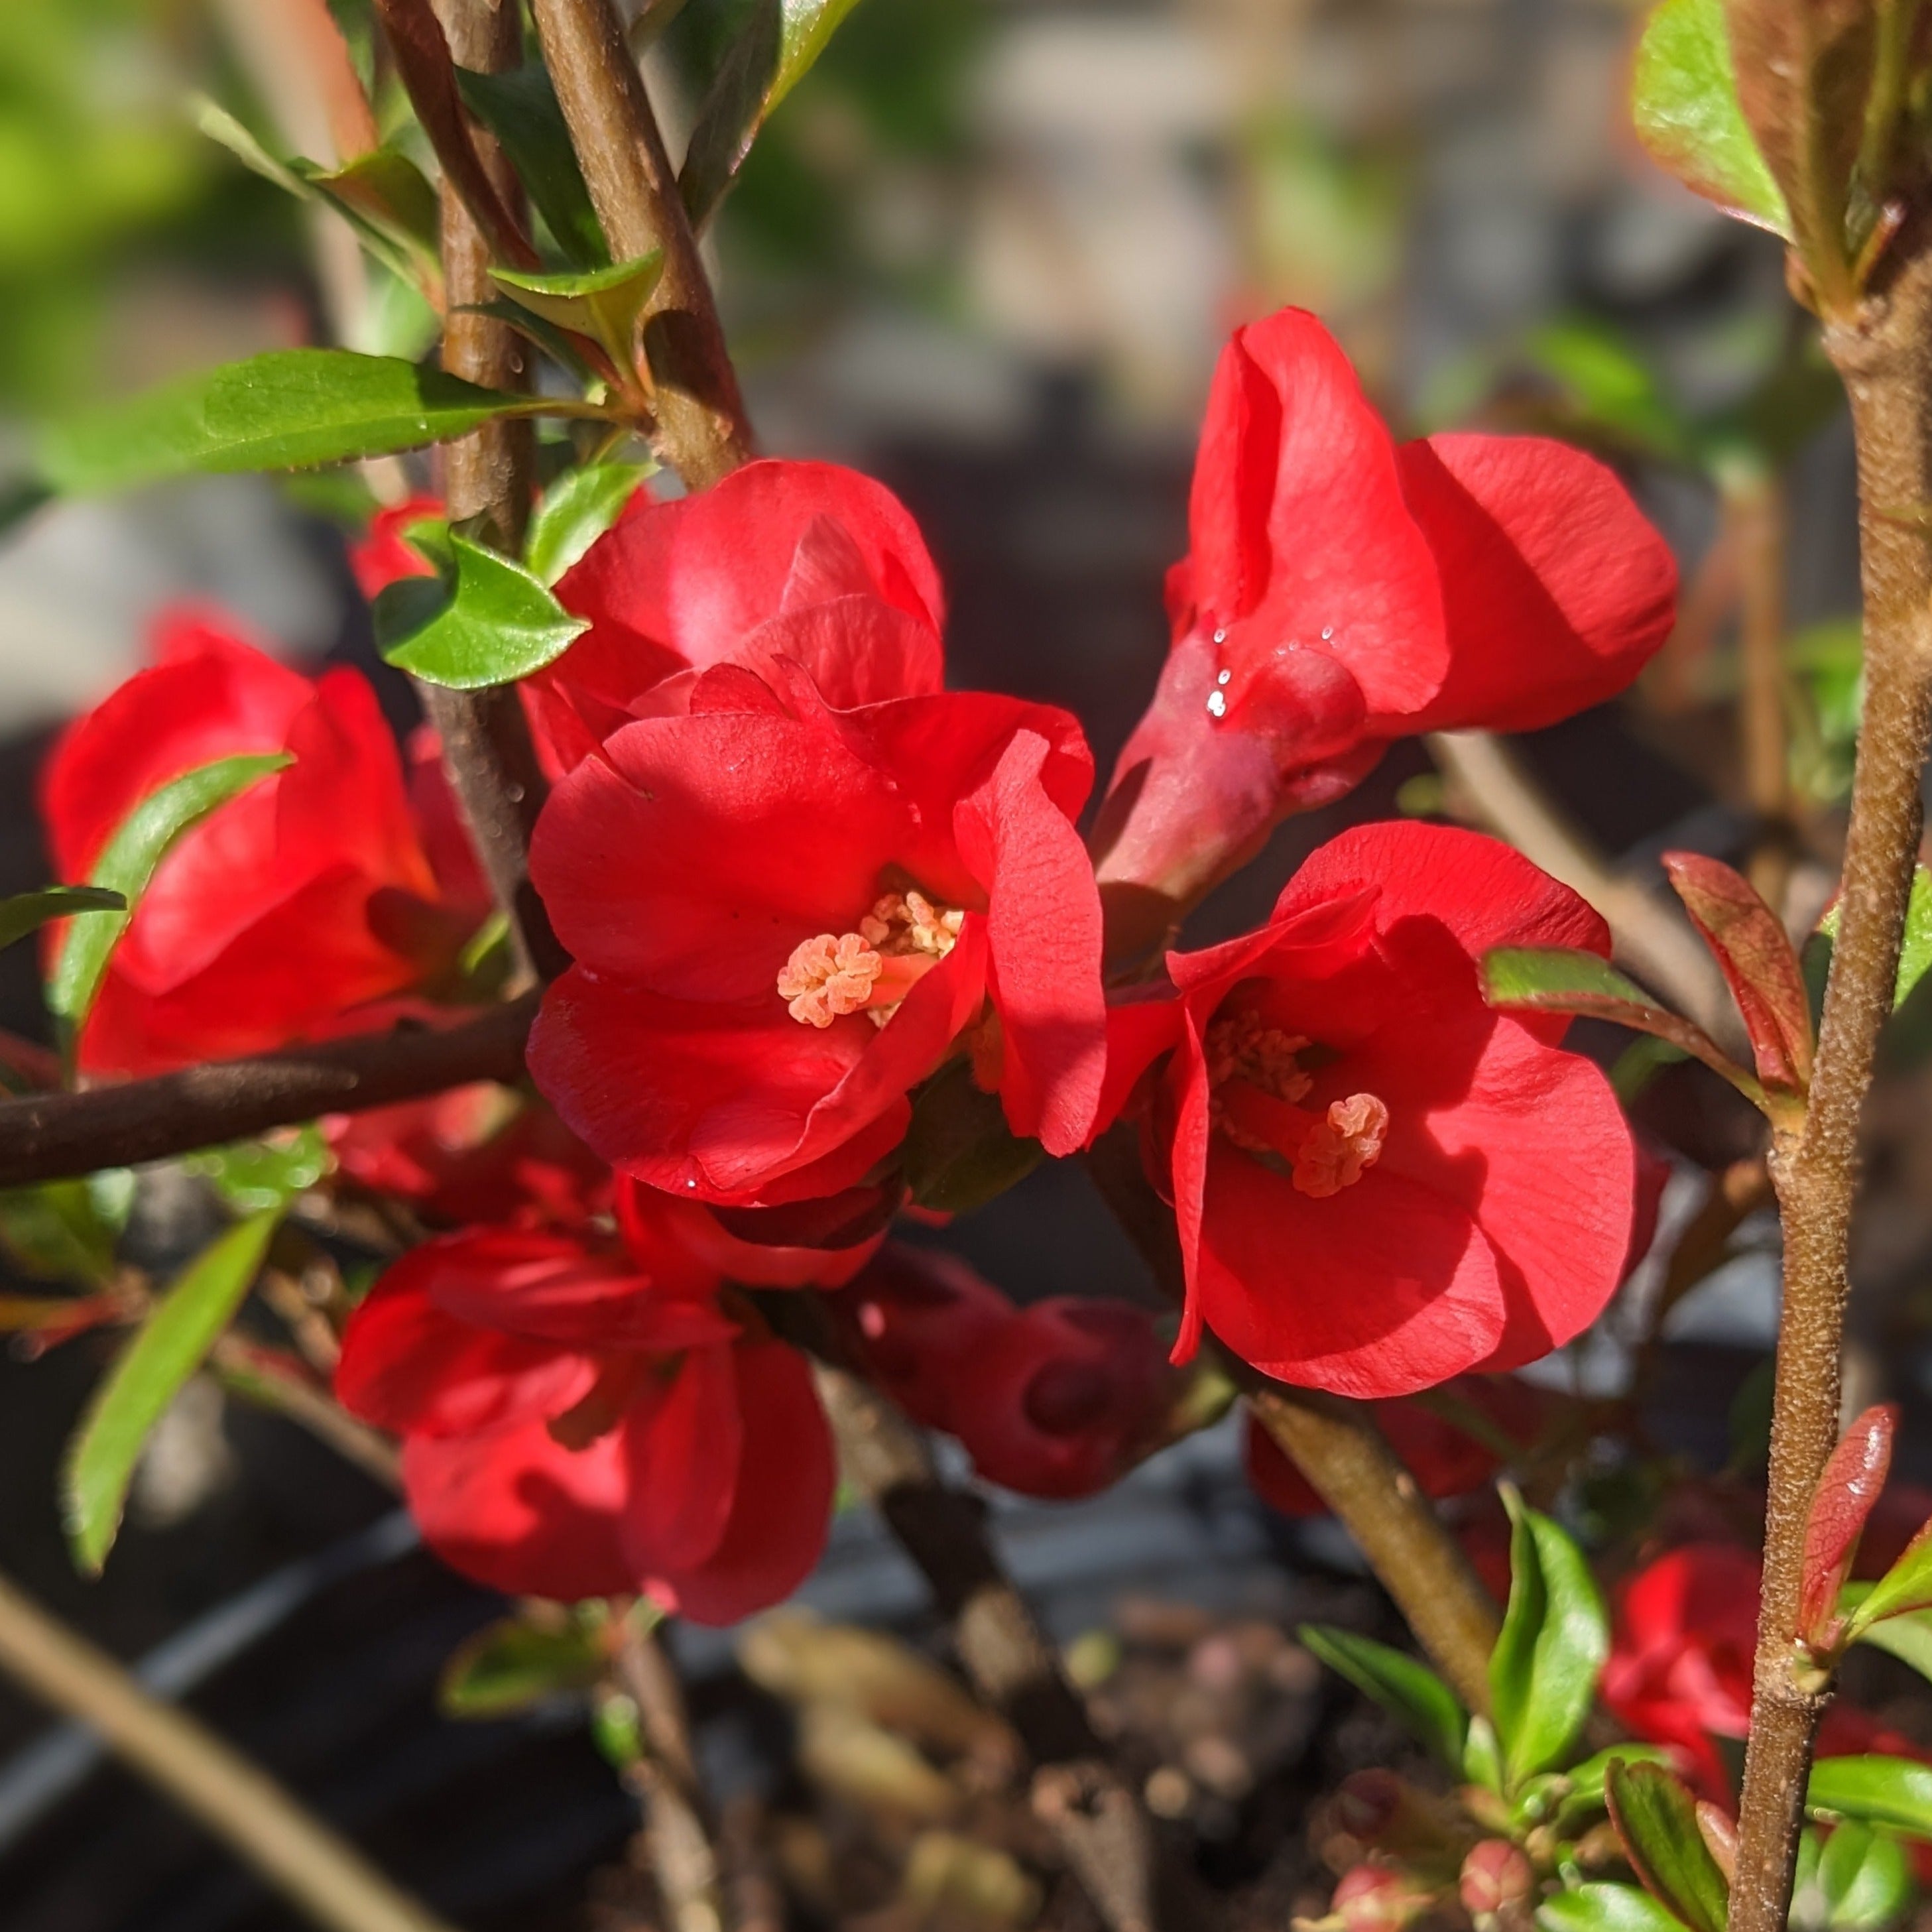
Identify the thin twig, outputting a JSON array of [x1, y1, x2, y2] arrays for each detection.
[[0, 995, 536, 1189], [1082, 1126, 1499, 1715], [613, 1620, 725, 1932], [211, 1337, 403, 1491], [526, 0, 752, 487], [0, 1567, 455, 1932], [418, 0, 568, 989], [1728, 241, 1932, 1932], [1728, 471, 1795, 913], [1427, 728, 1740, 1046]]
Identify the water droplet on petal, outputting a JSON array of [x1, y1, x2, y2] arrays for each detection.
[[1321, 625, 1334, 641], [1211, 627, 1227, 644], [1205, 690, 1227, 719], [1216, 669, 1231, 686]]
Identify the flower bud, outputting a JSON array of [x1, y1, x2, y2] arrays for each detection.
[[1332, 1864, 1432, 1932], [1459, 1840, 1534, 1917]]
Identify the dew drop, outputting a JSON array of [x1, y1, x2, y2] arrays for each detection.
[[1211, 627, 1227, 644], [1216, 669, 1231, 686], [1321, 625, 1334, 640], [1205, 689, 1228, 719]]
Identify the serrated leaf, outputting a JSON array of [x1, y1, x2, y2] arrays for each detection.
[[456, 64, 608, 270], [1540, 1883, 1692, 1932], [48, 753, 291, 1060], [1801, 1405, 1897, 1646], [1298, 1624, 1468, 1772], [1809, 1758, 1932, 1843], [1490, 1492, 1609, 1788], [680, 0, 868, 229], [1606, 1760, 1730, 1932], [1483, 947, 1764, 1107], [1663, 851, 1813, 1093], [491, 254, 663, 369], [526, 461, 651, 585], [0, 886, 124, 953], [38, 350, 538, 495], [440, 1614, 610, 1718], [61, 1211, 280, 1575], [375, 533, 587, 689], [1630, 0, 1791, 237], [900, 1056, 1043, 1214]]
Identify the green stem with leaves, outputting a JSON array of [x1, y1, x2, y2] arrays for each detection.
[[1730, 240, 1932, 1932]]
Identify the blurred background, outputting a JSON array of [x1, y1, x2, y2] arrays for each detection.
[[0, 3, 1899, 1929]]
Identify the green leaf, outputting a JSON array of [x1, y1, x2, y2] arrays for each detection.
[[439, 1613, 610, 1719], [456, 64, 609, 270], [38, 350, 536, 495], [1540, 1884, 1694, 1932], [900, 1057, 1044, 1214], [491, 254, 664, 368], [1809, 1758, 1932, 1842], [0, 885, 124, 953], [183, 1126, 332, 1215], [1810, 1821, 1914, 1932], [1555, 1746, 1677, 1832], [300, 147, 441, 255], [1490, 1491, 1609, 1788], [1821, 870, 1932, 1013], [0, 1173, 133, 1286], [1298, 1624, 1468, 1772], [1846, 1510, 1932, 1634], [61, 1211, 280, 1574], [48, 754, 291, 1059], [1465, 1714, 1506, 1794], [680, 0, 868, 228], [1526, 320, 1696, 467], [1630, 0, 1791, 238], [526, 461, 651, 585], [1483, 947, 1764, 1107], [1605, 1760, 1730, 1932], [1844, 1594, 1932, 1682], [375, 533, 588, 689]]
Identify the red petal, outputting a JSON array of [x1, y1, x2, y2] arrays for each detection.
[[1396, 434, 1677, 734], [954, 729, 1106, 1154], [620, 1341, 743, 1573], [335, 1254, 597, 1437], [638, 1338, 835, 1625], [733, 595, 944, 710], [402, 1418, 631, 1601]]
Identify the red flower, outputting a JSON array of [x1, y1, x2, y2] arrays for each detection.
[[1244, 1375, 1546, 1518], [349, 495, 442, 601], [527, 658, 1107, 1205], [1604, 1543, 1929, 1803], [948, 1296, 1174, 1500], [1093, 308, 1677, 930], [40, 609, 485, 1075], [334, 1211, 835, 1621], [1100, 820, 1638, 1398]]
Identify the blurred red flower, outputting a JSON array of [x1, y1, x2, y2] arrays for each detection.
[[335, 1205, 838, 1621], [1604, 1542, 1928, 1803], [528, 658, 1106, 1205], [1093, 307, 1678, 926], [1099, 820, 1638, 1398], [40, 609, 486, 1074]]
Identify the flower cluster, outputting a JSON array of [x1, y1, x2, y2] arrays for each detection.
[[42, 307, 1680, 1618]]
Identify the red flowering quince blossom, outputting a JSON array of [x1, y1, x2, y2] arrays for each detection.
[[1604, 1543, 1928, 1803], [527, 657, 1107, 1205], [1093, 306, 1678, 920], [1100, 819, 1638, 1398], [334, 1197, 839, 1621], [40, 609, 487, 1075], [353, 461, 945, 770]]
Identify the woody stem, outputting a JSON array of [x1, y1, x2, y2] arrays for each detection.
[[1729, 241, 1932, 1932], [1082, 1127, 1498, 1715]]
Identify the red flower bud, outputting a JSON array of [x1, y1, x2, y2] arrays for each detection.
[[1459, 1841, 1534, 1917], [1333, 1864, 1431, 1932]]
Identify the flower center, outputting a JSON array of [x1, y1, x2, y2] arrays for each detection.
[[777, 891, 967, 1029], [1204, 1008, 1388, 1198]]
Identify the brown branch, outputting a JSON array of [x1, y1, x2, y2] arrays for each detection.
[[420, 0, 568, 990], [813, 1363, 1168, 1932], [613, 1620, 725, 1932], [526, 0, 752, 487], [0, 996, 535, 1189], [0, 1566, 456, 1932], [1729, 241, 1932, 1932], [1083, 1125, 1499, 1716]]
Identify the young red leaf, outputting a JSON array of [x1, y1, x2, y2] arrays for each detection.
[[1662, 851, 1813, 1093], [1800, 1404, 1898, 1650]]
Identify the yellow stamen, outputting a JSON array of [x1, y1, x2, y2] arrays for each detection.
[[777, 932, 882, 1028], [778, 892, 968, 1028], [1292, 1093, 1389, 1198], [1205, 1008, 1387, 1196]]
